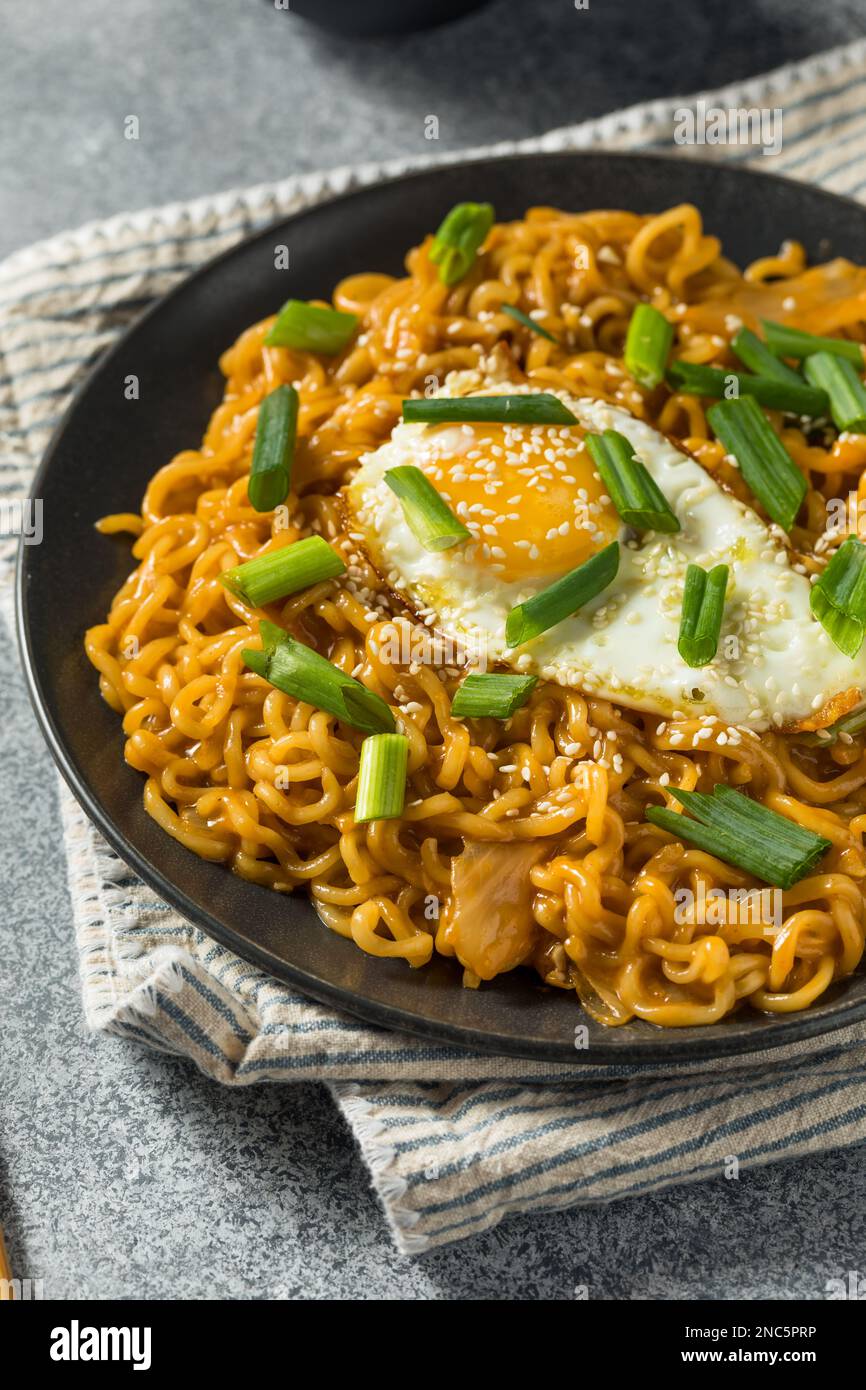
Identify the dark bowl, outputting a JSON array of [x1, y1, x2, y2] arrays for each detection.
[[282, 0, 491, 38], [18, 151, 866, 1065]]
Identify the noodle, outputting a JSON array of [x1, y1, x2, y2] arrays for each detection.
[[85, 202, 866, 1027]]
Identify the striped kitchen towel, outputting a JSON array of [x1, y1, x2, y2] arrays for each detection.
[[4, 39, 866, 1253]]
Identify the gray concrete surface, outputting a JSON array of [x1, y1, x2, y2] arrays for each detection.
[[3, 0, 866, 1301], [3, 0, 866, 260]]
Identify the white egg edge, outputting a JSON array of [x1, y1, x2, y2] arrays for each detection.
[[346, 389, 866, 731]]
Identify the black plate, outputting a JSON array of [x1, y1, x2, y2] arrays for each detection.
[[18, 152, 866, 1064]]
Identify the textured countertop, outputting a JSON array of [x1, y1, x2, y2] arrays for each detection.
[[4, 0, 866, 1301]]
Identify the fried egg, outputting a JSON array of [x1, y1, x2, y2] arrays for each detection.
[[346, 382, 866, 731]]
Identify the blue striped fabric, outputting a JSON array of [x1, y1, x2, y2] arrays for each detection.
[[4, 39, 866, 1251]]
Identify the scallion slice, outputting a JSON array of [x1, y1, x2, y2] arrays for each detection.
[[666, 360, 827, 418], [354, 733, 410, 823], [384, 466, 470, 551], [247, 385, 298, 512], [677, 563, 728, 667], [429, 202, 494, 287], [811, 592, 866, 657], [585, 429, 679, 533], [810, 535, 866, 657], [500, 303, 558, 343], [731, 327, 805, 385], [802, 352, 866, 434], [800, 704, 866, 747], [761, 319, 865, 367], [624, 303, 674, 390], [264, 299, 358, 353], [506, 541, 619, 647], [243, 622, 395, 734], [220, 535, 345, 608], [706, 395, 807, 532], [450, 672, 538, 719], [241, 649, 269, 678], [646, 784, 831, 889], [402, 393, 577, 426]]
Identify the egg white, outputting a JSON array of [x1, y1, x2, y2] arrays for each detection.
[[347, 387, 866, 731]]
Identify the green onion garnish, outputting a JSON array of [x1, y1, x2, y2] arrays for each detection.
[[802, 352, 866, 434], [800, 704, 866, 746], [384, 466, 470, 552], [354, 733, 409, 823], [666, 360, 827, 418], [810, 594, 866, 659], [506, 541, 619, 647], [500, 303, 558, 343], [731, 327, 805, 385], [243, 621, 395, 734], [761, 319, 865, 367], [264, 299, 358, 354], [706, 395, 807, 532], [450, 672, 538, 719], [646, 784, 831, 889], [429, 202, 494, 287], [809, 535, 866, 657], [247, 385, 298, 512], [585, 429, 680, 533], [677, 563, 728, 668], [624, 303, 674, 390], [402, 393, 577, 426], [220, 535, 345, 608]]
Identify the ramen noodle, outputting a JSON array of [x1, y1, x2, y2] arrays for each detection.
[[86, 203, 866, 1027]]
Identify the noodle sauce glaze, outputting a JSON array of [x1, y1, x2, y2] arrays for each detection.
[[86, 203, 866, 1028]]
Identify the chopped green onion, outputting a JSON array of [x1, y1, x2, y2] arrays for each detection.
[[706, 395, 807, 532], [666, 360, 827, 418], [450, 672, 538, 719], [799, 704, 866, 747], [240, 649, 269, 678], [646, 784, 831, 889], [812, 535, 866, 614], [506, 541, 619, 647], [243, 622, 395, 734], [354, 733, 409, 823], [402, 393, 576, 426], [384, 466, 470, 551], [802, 352, 866, 434], [731, 327, 805, 385], [264, 299, 358, 353], [810, 535, 866, 657], [761, 319, 865, 367], [257, 619, 287, 654], [500, 303, 558, 343], [220, 535, 345, 608], [247, 385, 297, 512], [677, 563, 728, 667], [810, 591, 865, 658], [624, 303, 674, 390], [429, 202, 494, 287], [585, 429, 680, 533]]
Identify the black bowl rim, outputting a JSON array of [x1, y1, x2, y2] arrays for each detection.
[[17, 148, 866, 1066]]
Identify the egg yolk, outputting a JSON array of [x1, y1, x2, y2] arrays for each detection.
[[413, 420, 621, 583]]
